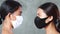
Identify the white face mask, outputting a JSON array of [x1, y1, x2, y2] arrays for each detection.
[[11, 16, 23, 29]]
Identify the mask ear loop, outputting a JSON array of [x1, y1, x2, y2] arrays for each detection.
[[8, 13, 14, 28], [45, 16, 53, 22], [45, 16, 53, 26], [43, 16, 49, 20]]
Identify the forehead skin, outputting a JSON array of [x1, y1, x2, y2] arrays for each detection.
[[37, 8, 48, 18]]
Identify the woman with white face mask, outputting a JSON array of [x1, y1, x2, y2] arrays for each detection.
[[0, 0, 23, 34], [34, 2, 60, 34]]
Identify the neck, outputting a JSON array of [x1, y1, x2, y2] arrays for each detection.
[[45, 22, 59, 34]]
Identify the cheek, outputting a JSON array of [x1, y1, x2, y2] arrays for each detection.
[[18, 12, 20, 14], [15, 11, 21, 16]]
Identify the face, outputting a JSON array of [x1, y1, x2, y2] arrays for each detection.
[[10, 7, 23, 29], [37, 8, 53, 23], [34, 8, 53, 29], [10, 7, 22, 20]]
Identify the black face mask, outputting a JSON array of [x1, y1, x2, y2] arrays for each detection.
[[34, 16, 51, 29]]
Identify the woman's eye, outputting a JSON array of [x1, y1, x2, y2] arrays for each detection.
[[37, 13, 40, 16], [20, 11, 22, 14]]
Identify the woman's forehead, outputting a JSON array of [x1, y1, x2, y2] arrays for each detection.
[[11, 7, 22, 16], [37, 8, 48, 18]]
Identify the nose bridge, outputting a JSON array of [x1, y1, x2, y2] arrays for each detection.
[[20, 11, 22, 14]]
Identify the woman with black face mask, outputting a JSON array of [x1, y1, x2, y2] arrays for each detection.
[[34, 2, 60, 34]]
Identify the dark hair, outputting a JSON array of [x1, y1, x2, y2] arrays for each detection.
[[6, 0, 14, 1], [39, 2, 60, 33], [0, 0, 22, 25]]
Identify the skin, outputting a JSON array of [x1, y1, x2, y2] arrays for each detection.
[[2, 7, 22, 34], [37, 8, 59, 34]]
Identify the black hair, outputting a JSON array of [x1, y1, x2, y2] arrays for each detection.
[[39, 2, 60, 33], [6, 0, 14, 1], [0, 0, 22, 25]]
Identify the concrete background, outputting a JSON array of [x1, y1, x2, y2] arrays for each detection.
[[0, 0, 60, 34]]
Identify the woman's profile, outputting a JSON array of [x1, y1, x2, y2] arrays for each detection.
[[0, 0, 23, 34], [34, 2, 60, 34]]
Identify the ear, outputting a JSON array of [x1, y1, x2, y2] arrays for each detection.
[[10, 15, 16, 21], [45, 16, 53, 23], [48, 16, 53, 21]]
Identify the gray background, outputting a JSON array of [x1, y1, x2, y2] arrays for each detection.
[[0, 0, 60, 34]]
